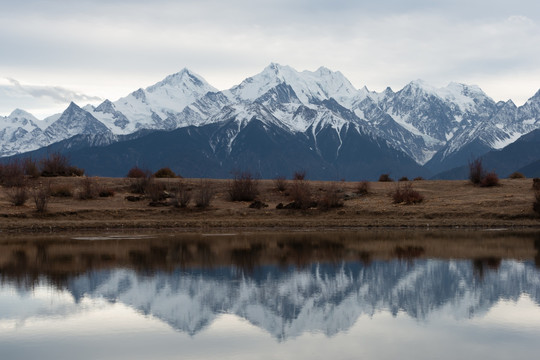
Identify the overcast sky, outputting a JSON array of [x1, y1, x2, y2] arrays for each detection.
[[1, 0, 540, 118]]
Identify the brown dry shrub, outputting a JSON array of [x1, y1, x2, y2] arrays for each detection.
[[293, 170, 306, 181], [533, 178, 540, 191], [173, 181, 191, 208], [399, 176, 409, 182], [508, 172, 525, 179], [6, 185, 29, 206], [413, 176, 424, 181], [127, 166, 150, 178], [98, 188, 115, 198], [534, 190, 540, 216], [228, 171, 259, 202], [378, 174, 393, 182], [40, 152, 83, 177], [23, 158, 40, 178], [195, 180, 214, 209], [480, 172, 500, 187], [50, 184, 73, 197], [154, 167, 177, 178], [356, 181, 370, 195], [391, 182, 424, 204], [77, 177, 97, 200], [0, 160, 26, 187], [318, 183, 344, 210], [146, 179, 167, 202], [468, 158, 485, 185], [274, 176, 287, 192], [32, 183, 50, 213], [289, 179, 313, 209]]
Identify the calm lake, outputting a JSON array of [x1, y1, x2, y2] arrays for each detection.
[[1, 230, 540, 359]]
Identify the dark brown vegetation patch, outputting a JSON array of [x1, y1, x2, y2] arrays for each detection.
[[355, 181, 369, 195], [318, 183, 344, 210], [391, 182, 424, 204], [153, 167, 177, 178], [228, 171, 259, 202], [508, 172, 525, 179], [480, 171, 500, 187]]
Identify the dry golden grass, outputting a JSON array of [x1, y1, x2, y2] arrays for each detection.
[[0, 177, 538, 232]]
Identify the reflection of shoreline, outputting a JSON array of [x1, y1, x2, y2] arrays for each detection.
[[0, 231, 539, 287], [2, 259, 540, 340]]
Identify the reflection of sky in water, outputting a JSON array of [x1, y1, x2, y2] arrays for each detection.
[[1, 259, 540, 360]]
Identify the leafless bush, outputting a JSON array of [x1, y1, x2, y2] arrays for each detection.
[[0, 160, 26, 187], [533, 178, 540, 191], [274, 176, 287, 192], [378, 174, 393, 182], [129, 168, 152, 194], [293, 170, 306, 181], [480, 171, 499, 187], [98, 188, 115, 197], [146, 179, 167, 202], [391, 182, 424, 204], [41, 152, 69, 176], [195, 180, 214, 209], [534, 190, 540, 216], [50, 184, 73, 197], [32, 183, 50, 213], [40, 152, 83, 177], [289, 179, 313, 209], [173, 181, 192, 208], [399, 176, 409, 182], [78, 177, 97, 200], [356, 181, 370, 195], [23, 158, 40, 178], [318, 183, 344, 210], [6, 184, 29, 206], [413, 176, 424, 181], [228, 171, 259, 201], [468, 158, 485, 185]]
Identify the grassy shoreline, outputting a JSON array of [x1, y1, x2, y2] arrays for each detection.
[[0, 177, 539, 233]]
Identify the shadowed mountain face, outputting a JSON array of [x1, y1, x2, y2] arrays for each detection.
[[433, 128, 540, 179], [2, 232, 539, 341]]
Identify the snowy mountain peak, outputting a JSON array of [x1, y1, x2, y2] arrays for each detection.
[[229, 64, 360, 106], [131, 88, 147, 102], [147, 68, 216, 93], [94, 99, 115, 113], [8, 108, 38, 120], [315, 66, 332, 75], [407, 79, 432, 90], [527, 88, 540, 102], [65, 101, 81, 112]]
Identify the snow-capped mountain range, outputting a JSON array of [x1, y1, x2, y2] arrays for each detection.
[[2, 64, 540, 178], [3, 259, 539, 340]]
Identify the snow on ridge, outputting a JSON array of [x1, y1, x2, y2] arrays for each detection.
[[227, 63, 361, 106], [491, 131, 524, 149], [404, 80, 492, 113]]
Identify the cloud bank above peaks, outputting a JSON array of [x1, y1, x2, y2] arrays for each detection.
[[0, 78, 102, 118], [1, 0, 539, 117]]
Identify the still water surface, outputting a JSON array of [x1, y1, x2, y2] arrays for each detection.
[[1, 230, 540, 359]]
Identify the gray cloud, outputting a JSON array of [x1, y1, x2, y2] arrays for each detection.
[[0, 79, 102, 119], [0, 0, 539, 116], [5, 78, 102, 104]]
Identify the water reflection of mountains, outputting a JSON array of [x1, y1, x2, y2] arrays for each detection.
[[1, 231, 540, 340]]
